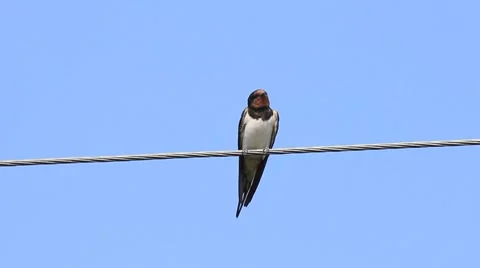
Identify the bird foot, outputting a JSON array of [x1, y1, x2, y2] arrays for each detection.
[[242, 149, 249, 156], [262, 148, 270, 155]]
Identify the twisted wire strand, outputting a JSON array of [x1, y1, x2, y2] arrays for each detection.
[[1, 138, 479, 167]]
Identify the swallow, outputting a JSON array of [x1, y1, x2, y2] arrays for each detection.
[[236, 89, 279, 217]]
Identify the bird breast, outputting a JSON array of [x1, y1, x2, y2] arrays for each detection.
[[242, 115, 275, 150]]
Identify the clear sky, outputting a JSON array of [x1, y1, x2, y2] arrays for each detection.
[[1, 0, 479, 267]]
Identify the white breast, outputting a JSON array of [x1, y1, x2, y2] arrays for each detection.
[[242, 113, 276, 150]]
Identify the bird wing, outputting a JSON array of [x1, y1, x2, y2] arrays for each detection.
[[236, 108, 248, 217], [244, 109, 280, 207]]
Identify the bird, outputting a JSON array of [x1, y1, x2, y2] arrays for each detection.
[[236, 89, 279, 217]]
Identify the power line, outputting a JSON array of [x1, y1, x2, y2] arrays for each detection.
[[1, 138, 479, 168]]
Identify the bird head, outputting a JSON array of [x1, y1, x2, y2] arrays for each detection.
[[247, 89, 270, 109]]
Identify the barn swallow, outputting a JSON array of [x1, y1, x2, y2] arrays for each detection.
[[236, 89, 279, 217]]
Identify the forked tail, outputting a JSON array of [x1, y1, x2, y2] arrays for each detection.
[[235, 195, 246, 218]]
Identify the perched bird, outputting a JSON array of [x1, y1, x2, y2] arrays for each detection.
[[236, 89, 279, 217]]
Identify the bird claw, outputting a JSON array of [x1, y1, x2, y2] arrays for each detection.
[[242, 149, 249, 156], [262, 148, 270, 155]]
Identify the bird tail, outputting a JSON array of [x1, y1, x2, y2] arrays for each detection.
[[236, 195, 247, 218]]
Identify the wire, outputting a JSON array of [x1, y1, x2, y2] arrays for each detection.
[[1, 138, 479, 168]]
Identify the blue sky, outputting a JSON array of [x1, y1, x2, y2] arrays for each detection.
[[1, 0, 479, 267]]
